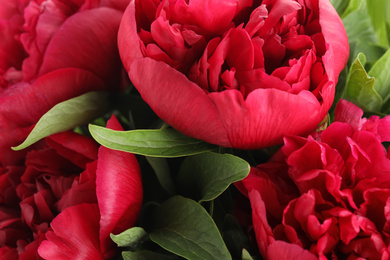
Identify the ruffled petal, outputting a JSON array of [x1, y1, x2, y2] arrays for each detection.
[[38, 203, 104, 260]]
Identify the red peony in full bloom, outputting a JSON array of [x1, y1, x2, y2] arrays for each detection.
[[118, 0, 349, 149], [0, 116, 143, 259], [0, 0, 129, 166], [237, 99, 390, 259]]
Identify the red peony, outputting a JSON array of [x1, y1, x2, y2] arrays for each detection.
[[0, 116, 143, 259], [237, 99, 390, 259], [0, 0, 129, 166], [118, 0, 349, 149]]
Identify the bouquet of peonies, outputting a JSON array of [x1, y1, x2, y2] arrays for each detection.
[[1, 0, 390, 259]]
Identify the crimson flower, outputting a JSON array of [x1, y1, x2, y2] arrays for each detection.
[[118, 0, 349, 149], [237, 100, 390, 259], [0, 0, 128, 166], [0, 116, 143, 259]]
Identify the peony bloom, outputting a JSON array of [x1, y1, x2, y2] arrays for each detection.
[[0, 116, 143, 259], [0, 0, 129, 166], [118, 0, 349, 149], [237, 100, 390, 259]]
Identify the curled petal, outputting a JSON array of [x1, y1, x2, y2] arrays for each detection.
[[319, 0, 349, 82], [96, 115, 143, 254]]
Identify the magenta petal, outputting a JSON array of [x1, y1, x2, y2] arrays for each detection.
[[128, 58, 230, 146], [118, 1, 145, 72], [267, 241, 317, 260], [46, 131, 99, 168], [96, 115, 143, 254], [334, 99, 364, 130], [38, 7, 123, 87], [38, 203, 104, 260], [168, 0, 238, 34], [319, 0, 349, 82], [248, 189, 275, 257]]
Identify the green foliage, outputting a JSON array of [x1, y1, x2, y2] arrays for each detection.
[[88, 126, 216, 157], [368, 48, 390, 111], [122, 250, 177, 260], [149, 196, 232, 260], [13, 91, 109, 150], [366, 0, 390, 47], [342, 53, 382, 112], [110, 227, 148, 248], [176, 152, 250, 202], [146, 157, 176, 195]]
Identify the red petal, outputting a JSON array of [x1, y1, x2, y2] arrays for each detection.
[[208, 88, 324, 148], [267, 241, 317, 260], [38, 7, 123, 88], [96, 115, 143, 254], [319, 0, 349, 83], [38, 203, 104, 260], [248, 189, 275, 257], [334, 99, 364, 130], [118, 1, 145, 72], [128, 58, 230, 146], [46, 131, 99, 169]]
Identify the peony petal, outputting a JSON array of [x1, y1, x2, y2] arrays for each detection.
[[248, 189, 275, 257], [56, 161, 98, 212], [258, 0, 301, 37], [96, 115, 143, 255], [38, 7, 123, 88], [267, 240, 317, 260], [38, 203, 104, 260], [45, 131, 99, 169], [334, 99, 364, 130], [242, 166, 297, 219], [208, 88, 323, 149], [167, 0, 238, 34], [377, 116, 390, 142], [118, 1, 145, 72], [0, 246, 18, 259], [128, 57, 230, 146], [318, 0, 349, 82]]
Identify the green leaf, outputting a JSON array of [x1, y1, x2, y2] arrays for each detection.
[[88, 126, 217, 157], [146, 156, 176, 195], [342, 53, 382, 112], [366, 0, 390, 47], [149, 196, 232, 260], [12, 91, 109, 150], [110, 227, 148, 248], [122, 251, 177, 260], [176, 152, 250, 202], [222, 214, 254, 260], [329, 0, 350, 16], [341, 0, 366, 18], [368, 48, 390, 104], [342, 8, 386, 67], [242, 249, 254, 260]]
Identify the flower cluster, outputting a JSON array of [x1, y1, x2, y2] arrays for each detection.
[[3, 0, 390, 259], [118, 0, 348, 149], [0, 0, 127, 165], [238, 100, 390, 259], [0, 116, 142, 259]]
